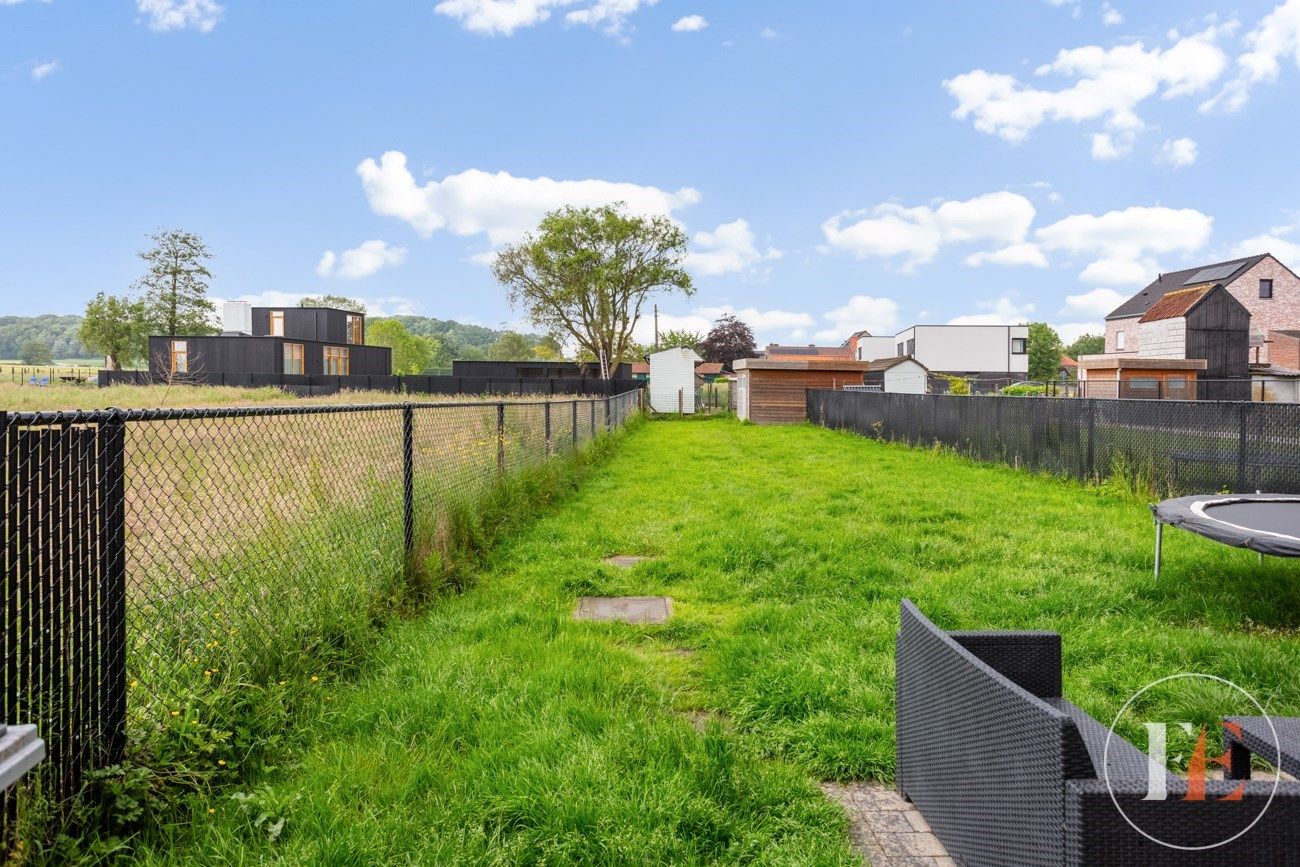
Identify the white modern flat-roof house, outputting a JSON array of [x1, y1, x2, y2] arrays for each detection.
[[891, 325, 1029, 382]]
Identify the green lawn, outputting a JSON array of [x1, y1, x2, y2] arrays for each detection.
[[136, 417, 1300, 864]]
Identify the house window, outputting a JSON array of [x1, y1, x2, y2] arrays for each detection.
[[269, 310, 285, 336], [170, 340, 188, 374], [283, 343, 304, 375], [346, 314, 363, 345], [323, 346, 350, 375], [1116, 331, 1127, 351], [1011, 337, 1027, 354], [897, 342, 905, 356], [1260, 279, 1274, 299], [906, 338, 916, 356]]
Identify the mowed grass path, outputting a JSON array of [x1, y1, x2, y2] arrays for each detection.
[[144, 418, 1300, 864]]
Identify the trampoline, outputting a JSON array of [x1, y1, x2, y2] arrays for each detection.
[[1150, 494, 1300, 577]]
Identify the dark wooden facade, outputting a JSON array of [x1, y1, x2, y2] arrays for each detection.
[[250, 306, 365, 344], [452, 360, 632, 380], [148, 335, 392, 380], [735, 360, 871, 424], [1183, 286, 1250, 379]]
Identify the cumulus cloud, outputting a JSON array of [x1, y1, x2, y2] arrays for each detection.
[[632, 304, 814, 345], [1101, 3, 1123, 26], [964, 242, 1049, 268], [1203, 0, 1300, 111], [1036, 205, 1213, 285], [30, 59, 60, 80], [357, 150, 700, 245], [822, 295, 902, 336], [685, 219, 780, 276], [1231, 219, 1300, 262], [671, 14, 707, 32], [434, 0, 655, 37], [1157, 136, 1199, 167], [1061, 287, 1127, 318], [219, 291, 422, 317], [315, 240, 408, 280], [821, 191, 1037, 271], [565, 0, 658, 37], [944, 22, 1231, 145], [1090, 131, 1133, 161], [136, 0, 223, 32], [759, 27, 781, 40], [948, 296, 1035, 325]]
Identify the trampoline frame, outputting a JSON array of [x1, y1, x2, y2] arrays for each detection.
[[1150, 494, 1300, 578]]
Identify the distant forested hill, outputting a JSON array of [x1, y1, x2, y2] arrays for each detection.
[[381, 316, 542, 360], [0, 315, 88, 359], [0, 312, 535, 363]]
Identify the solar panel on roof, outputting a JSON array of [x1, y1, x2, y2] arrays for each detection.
[[1183, 263, 1240, 285]]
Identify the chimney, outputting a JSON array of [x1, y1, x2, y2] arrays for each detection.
[[222, 301, 252, 335]]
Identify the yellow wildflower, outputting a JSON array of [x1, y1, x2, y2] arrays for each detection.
[[170, 711, 180, 717]]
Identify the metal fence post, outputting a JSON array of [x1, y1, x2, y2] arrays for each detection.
[[496, 402, 506, 476], [97, 411, 127, 764], [402, 404, 414, 556], [590, 400, 596, 438], [572, 400, 578, 446], [544, 401, 553, 455], [1085, 399, 1096, 482], [604, 397, 611, 432], [1237, 403, 1249, 491]]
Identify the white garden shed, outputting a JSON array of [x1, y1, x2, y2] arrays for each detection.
[[648, 347, 703, 413], [865, 356, 929, 394]]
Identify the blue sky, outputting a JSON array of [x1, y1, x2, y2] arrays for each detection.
[[4, 0, 1300, 346]]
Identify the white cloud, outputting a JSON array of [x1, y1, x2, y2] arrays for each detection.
[[1101, 3, 1123, 26], [1090, 131, 1132, 161], [759, 27, 781, 40], [821, 191, 1036, 271], [1036, 205, 1213, 285], [1231, 219, 1300, 262], [671, 14, 707, 32], [1157, 136, 1198, 167], [1054, 322, 1102, 345], [357, 150, 700, 245], [963, 242, 1049, 268], [565, 0, 658, 37], [434, 0, 577, 35], [30, 59, 60, 80], [685, 219, 780, 276], [136, 0, 223, 33], [822, 295, 902, 336], [1061, 287, 1127, 318], [0, 0, 53, 5], [217, 291, 423, 317], [632, 304, 814, 345], [944, 23, 1231, 145], [1203, 0, 1300, 111], [948, 296, 1035, 325], [315, 240, 408, 280]]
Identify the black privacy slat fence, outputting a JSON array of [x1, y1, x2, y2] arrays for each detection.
[[807, 390, 1300, 496], [0, 390, 641, 836]]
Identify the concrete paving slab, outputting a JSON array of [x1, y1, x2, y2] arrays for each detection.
[[574, 596, 672, 623], [602, 555, 652, 568]]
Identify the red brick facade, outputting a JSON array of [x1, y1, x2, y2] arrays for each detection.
[[1104, 255, 1300, 365]]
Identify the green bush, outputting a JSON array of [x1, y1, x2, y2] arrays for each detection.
[[1000, 383, 1046, 397]]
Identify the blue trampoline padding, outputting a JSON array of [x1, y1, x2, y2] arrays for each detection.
[[1153, 495, 1300, 557]]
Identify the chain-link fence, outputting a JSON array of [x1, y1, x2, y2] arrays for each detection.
[[0, 390, 641, 834], [808, 390, 1300, 495]]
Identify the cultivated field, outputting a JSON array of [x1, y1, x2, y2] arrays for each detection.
[[128, 417, 1300, 863]]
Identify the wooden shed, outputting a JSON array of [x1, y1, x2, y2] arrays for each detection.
[[733, 358, 872, 424]]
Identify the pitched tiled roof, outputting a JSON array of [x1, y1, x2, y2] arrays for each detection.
[[1107, 254, 1269, 320], [630, 361, 649, 374], [866, 355, 927, 372], [764, 344, 853, 358], [694, 362, 724, 375], [1137, 283, 1216, 322], [1059, 355, 1077, 367]]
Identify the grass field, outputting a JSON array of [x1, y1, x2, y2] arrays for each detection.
[[121, 417, 1300, 863]]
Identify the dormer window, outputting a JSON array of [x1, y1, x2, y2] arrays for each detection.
[[346, 314, 363, 344], [1260, 279, 1274, 299], [269, 310, 285, 336]]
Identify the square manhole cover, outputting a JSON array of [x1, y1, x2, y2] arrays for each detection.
[[574, 596, 672, 624]]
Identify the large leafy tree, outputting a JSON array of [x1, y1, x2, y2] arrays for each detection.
[[80, 291, 146, 370], [367, 318, 437, 375], [1027, 322, 1064, 382], [655, 328, 703, 354], [487, 331, 536, 360], [19, 339, 54, 366], [135, 229, 217, 343], [1064, 333, 1105, 359], [492, 203, 694, 379], [699, 314, 757, 366]]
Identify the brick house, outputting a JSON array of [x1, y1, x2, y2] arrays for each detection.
[[1103, 253, 1300, 365]]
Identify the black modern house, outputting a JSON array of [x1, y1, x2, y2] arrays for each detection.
[[147, 302, 392, 382], [451, 360, 632, 379]]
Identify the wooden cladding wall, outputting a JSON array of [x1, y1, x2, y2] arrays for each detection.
[[747, 369, 865, 424]]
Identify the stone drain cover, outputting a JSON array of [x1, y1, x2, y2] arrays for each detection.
[[574, 596, 672, 624], [603, 555, 651, 568]]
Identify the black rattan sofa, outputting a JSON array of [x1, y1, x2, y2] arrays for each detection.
[[895, 600, 1300, 865]]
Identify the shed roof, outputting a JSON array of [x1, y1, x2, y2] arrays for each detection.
[[1136, 283, 1218, 323], [865, 355, 929, 372], [630, 361, 649, 374], [733, 358, 874, 371], [694, 362, 724, 375], [1107, 254, 1269, 320], [763, 344, 853, 358], [1059, 355, 1077, 368]]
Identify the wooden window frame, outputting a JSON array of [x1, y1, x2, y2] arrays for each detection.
[[269, 310, 285, 336], [346, 314, 363, 345], [170, 340, 188, 374], [324, 345, 350, 375], [283, 342, 304, 375]]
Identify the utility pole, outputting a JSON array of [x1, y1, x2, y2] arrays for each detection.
[[654, 305, 659, 351]]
